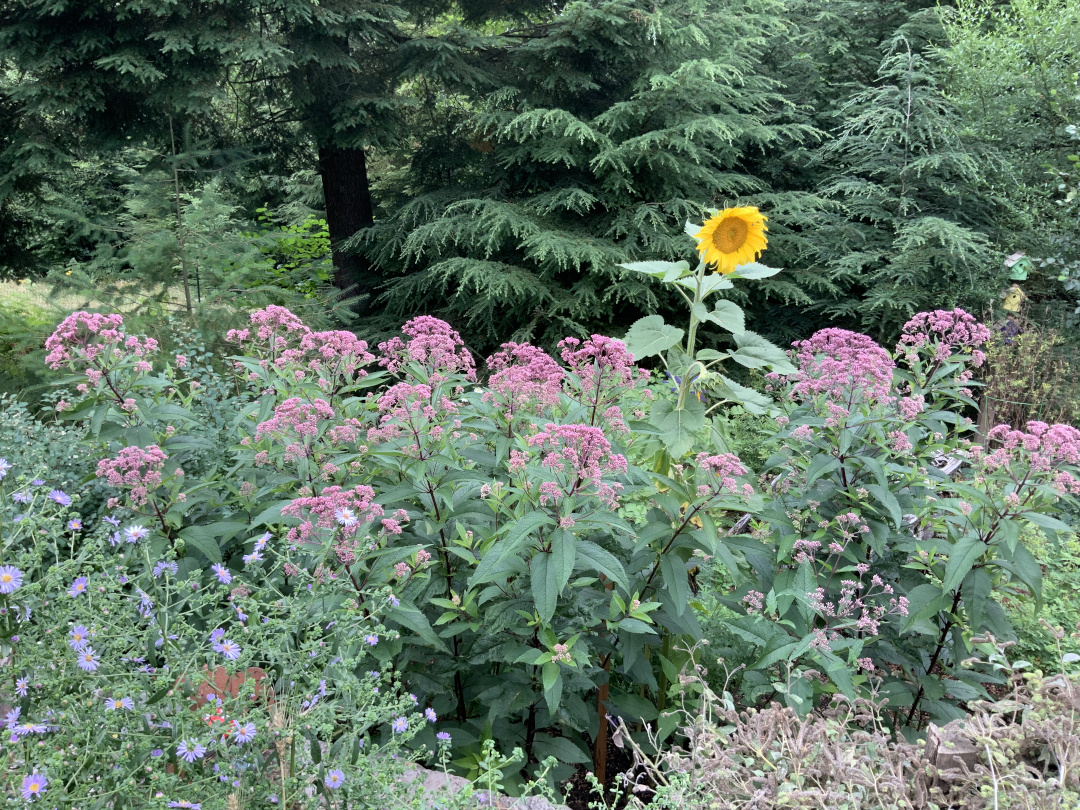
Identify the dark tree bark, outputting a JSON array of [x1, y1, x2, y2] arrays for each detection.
[[318, 143, 377, 308]]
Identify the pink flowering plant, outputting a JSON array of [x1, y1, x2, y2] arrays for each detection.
[[721, 311, 1080, 726], [17, 304, 760, 791]]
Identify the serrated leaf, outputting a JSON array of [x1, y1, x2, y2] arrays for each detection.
[[943, 535, 985, 594], [706, 300, 745, 333], [654, 397, 706, 458], [575, 540, 629, 592], [531, 553, 559, 624], [730, 262, 782, 279], [623, 315, 685, 360]]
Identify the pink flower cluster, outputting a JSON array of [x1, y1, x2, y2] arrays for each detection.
[[805, 575, 909, 640], [526, 424, 628, 485], [898, 308, 990, 366], [95, 445, 169, 506], [378, 316, 476, 381], [558, 335, 648, 422], [45, 311, 159, 393], [255, 398, 335, 440], [226, 305, 309, 351], [787, 328, 895, 405], [483, 342, 564, 415], [282, 485, 386, 564], [695, 453, 751, 496], [982, 421, 1080, 492]]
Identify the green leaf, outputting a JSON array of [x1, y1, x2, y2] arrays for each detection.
[[531, 553, 560, 624], [712, 374, 774, 415], [549, 529, 576, 594], [623, 315, 684, 360], [389, 602, 448, 652], [541, 664, 563, 714], [866, 485, 902, 529], [732, 331, 796, 374], [730, 262, 781, 279], [177, 525, 222, 563], [575, 540, 629, 592], [471, 512, 555, 585], [532, 734, 589, 764], [660, 554, 689, 616], [703, 300, 745, 334], [943, 535, 986, 594], [654, 397, 706, 458], [619, 260, 690, 280], [609, 692, 659, 722], [962, 568, 993, 631], [806, 454, 841, 486]]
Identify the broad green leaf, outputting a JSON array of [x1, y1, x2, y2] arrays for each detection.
[[608, 692, 659, 722], [550, 528, 576, 594], [660, 554, 690, 616], [471, 512, 554, 585], [733, 331, 796, 374], [389, 602, 449, 651], [619, 260, 690, 280], [575, 540, 629, 592], [866, 484, 902, 529], [654, 397, 706, 458], [712, 374, 774, 414], [730, 262, 782, 279], [962, 568, 992, 631], [532, 734, 589, 764], [806, 454, 841, 486], [623, 315, 684, 360], [177, 525, 222, 563], [541, 664, 563, 714], [531, 552, 560, 624], [702, 300, 745, 334], [942, 534, 986, 594]]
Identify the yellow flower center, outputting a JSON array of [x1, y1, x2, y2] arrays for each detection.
[[0, 574, 10, 583], [712, 217, 749, 254], [29, 781, 40, 791]]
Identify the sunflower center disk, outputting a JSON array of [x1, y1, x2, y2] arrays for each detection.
[[712, 217, 749, 254]]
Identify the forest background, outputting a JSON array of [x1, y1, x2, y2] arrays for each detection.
[[0, 0, 1078, 391]]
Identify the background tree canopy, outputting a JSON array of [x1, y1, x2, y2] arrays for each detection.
[[1, 0, 1078, 353]]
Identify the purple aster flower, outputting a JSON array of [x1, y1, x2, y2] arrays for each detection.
[[233, 721, 256, 744], [21, 772, 47, 800], [151, 749, 164, 757], [76, 648, 100, 672], [235, 607, 247, 623], [364, 634, 378, 646], [213, 639, 241, 660], [209, 628, 226, 643], [67, 518, 82, 532], [105, 696, 134, 711], [425, 707, 437, 723], [153, 561, 178, 579], [436, 731, 452, 742], [31, 479, 44, 486], [388, 594, 400, 607], [324, 769, 346, 789], [176, 739, 207, 763], [107, 531, 122, 547], [210, 564, 232, 584], [103, 514, 121, 527], [0, 565, 23, 594], [335, 507, 358, 527], [12, 491, 31, 504], [13, 722, 48, 736], [48, 489, 71, 506], [69, 626, 90, 650], [4, 707, 20, 728], [242, 550, 263, 565], [67, 577, 88, 597], [15, 677, 28, 697], [0, 458, 10, 478], [391, 717, 408, 733], [254, 531, 271, 551], [167, 801, 201, 809], [124, 525, 149, 544]]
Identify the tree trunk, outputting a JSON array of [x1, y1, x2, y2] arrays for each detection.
[[318, 143, 376, 308]]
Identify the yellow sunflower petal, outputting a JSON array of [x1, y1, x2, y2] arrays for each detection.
[[692, 206, 768, 274]]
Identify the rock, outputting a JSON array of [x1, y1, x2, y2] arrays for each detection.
[[398, 765, 571, 810]]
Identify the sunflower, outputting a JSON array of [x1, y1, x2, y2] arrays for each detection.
[[692, 206, 768, 274]]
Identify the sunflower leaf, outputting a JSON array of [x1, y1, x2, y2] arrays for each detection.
[[731, 262, 781, 280], [623, 315, 684, 359]]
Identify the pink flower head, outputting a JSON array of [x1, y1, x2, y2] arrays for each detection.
[[558, 335, 647, 418], [788, 328, 894, 405], [898, 308, 990, 365], [526, 423, 628, 486], [484, 342, 564, 415], [255, 398, 335, 443], [695, 452, 749, 495], [282, 485, 385, 564], [378, 316, 475, 380], [95, 445, 168, 506]]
